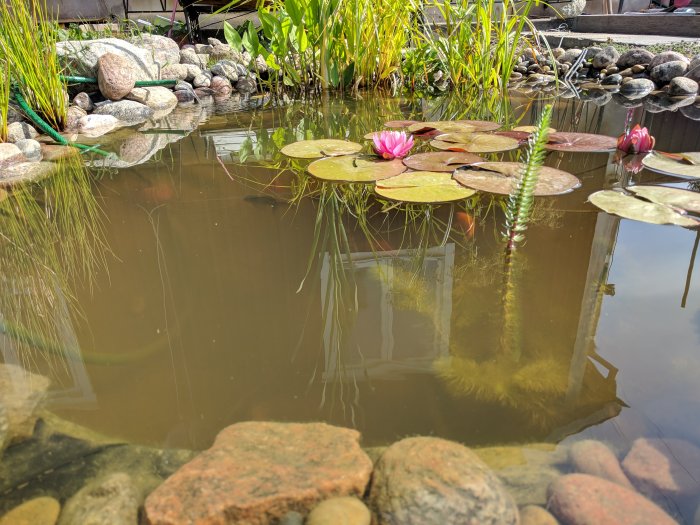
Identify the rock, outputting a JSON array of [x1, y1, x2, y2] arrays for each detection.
[[207, 37, 223, 46], [127, 34, 180, 67], [622, 438, 700, 498], [619, 67, 634, 77], [519, 505, 558, 525], [14, 139, 42, 162], [569, 440, 633, 490], [210, 76, 232, 95], [0, 365, 49, 443], [557, 0, 586, 17], [194, 87, 215, 98], [41, 144, 79, 161], [236, 63, 249, 77], [174, 90, 196, 103], [235, 75, 258, 94], [607, 66, 619, 74], [97, 52, 137, 100], [73, 92, 94, 111], [192, 73, 211, 88], [369, 437, 518, 525], [617, 48, 654, 69], [126, 86, 178, 112], [651, 60, 689, 84], [0, 143, 24, 165], [601, 74, 623, 85], [631, 64, 646, 73], [58, 472, 140, 525], [254, 54, 268, 73], [92, 100, 154, 123], [56, 38, 158, 80], [592, 47, 620, 69], [561, 48, 583, 64], [497, 464, 561, 506], [160, 64, 189, 81], [669, 77, 699, 97], [210, 44, 243, 62], [144, 422, 373, 525], [619, 78, 656, 99], [194, 43, 213, 54], [279, 511, 305, 525], [211, 61, 239, 82], [307, 497, 371, 525], [65, 106, 88, 131], [182, 64, 203, 82], [77, 114, 120, 137], [0, 497, 61, 525], [552, 47, 565, 59], [6, 122, 38, 143], [179, 48, 208, 69], [0, 161, 58, 187], [649, 50, 690, 70], [547, 474, 677, 525]]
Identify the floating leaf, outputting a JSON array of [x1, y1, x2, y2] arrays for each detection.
[[402, 151, 484, 172], [308, 155, 406, 182], [545, 132, 617, 152], [629, 185, 700, 213], [375, 171, 476, 203], [453, 162, 581, 196], [281, 139, 363, 159], [456, 120, 502, 132], [384, 120, 418, 128], [494, 131, 531, 143], [408, 121, 477, 134], [589, 190, 700, 226], [513, 125, 557, 133], [431, 133, 519, 153], [642, 151, 700, 179]]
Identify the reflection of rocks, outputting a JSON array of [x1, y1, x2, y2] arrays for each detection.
[[145, 422, 372, 525], [569, 440, 634, 490], [0, 365, 49, 447], [307, 497, 371, 525], [681, 104, 700, 121], [0, 497, 60, 525], [57, 472, 140, 525], [547, 474, 677, 525], [88, 130, 180, 169], [644, 93, 696, 113], [619, 78, 656, 100], [56, 38, 158, 80], [369, 437, 518, 525]]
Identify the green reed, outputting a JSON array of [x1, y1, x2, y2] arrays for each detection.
[[0, 56, 9, 141]]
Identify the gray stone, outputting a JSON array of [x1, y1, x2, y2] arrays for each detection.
[[174, 80, 194, 92], [651, 60, 689, 84], [56, 38, 158, 80], [592, 47, 620, 69], [126, 86, 178, 112], [211, 61, 239, 82], [0, 143, 24, 165], [65, 105, 88, 131], [254, 54, 268, 73], [174, 90, 195, 103], [207, 37, 223, 46], [617, 48, 654, 69], [210, 76, 233, 95], [519, 505, 558, 525], [73, 92, 94, 111], [183, 63, 203, 81], [127, 34, 180, 67], [194, 87, 215, 98], [569, 440, 634, 490], [552, 47, 565, 59], [557, 0, 586, 17], [6, 122, 38, 143], [0, 364, 49, 443], [649, 50, 690, 70], [0, 161, 58, 188], [179, 48, 208, 69], [14, 139, 42, 162], [279, 511, 304, 525], [601, 74, 622, 85], [560, 48, 583, 64], [97, 52, 137, 100], [669, 77, 699, 97], [210, 44, 244, 62], [307, 497, 371, 525], [194, 44, 213, 54], [236, 63, 249, 77], [619, 78, 656, 99], [192, 73, 211, 88], [93, 100, 154, 123], [686, 58, 700, 83], [369, 437, 518, 525], [77, 114, 119, 137], [160, 64, 189, 81], [644, 93, 695, 112], [235, 75, 257, 94], [57, 472, 140, 525], [681, 104, 700, 120]]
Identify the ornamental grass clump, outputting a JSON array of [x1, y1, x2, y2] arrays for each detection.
[[0, 0, 67, 131]]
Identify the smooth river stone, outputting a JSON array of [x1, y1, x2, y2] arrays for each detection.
[[569, 440, 634, 490], [144, 422, 373, 525], [306, 497, 371, 525], [0, 497, 60, 525], [547, 473, 677, 525], [622, 438, 700, 498], [519, 505, 558, 525]]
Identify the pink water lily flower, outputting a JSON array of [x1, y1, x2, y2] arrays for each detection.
[[373, 131, 414, 160], [617, 124, 655, 154]]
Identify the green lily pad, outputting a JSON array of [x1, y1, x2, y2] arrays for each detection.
[[453, 162, 581, 195], [545, 132, 617, 152], [402, 151, 484, 172], [431, 133, 520, 153], [408, 121, 477, 134], [589, 190, 700, 226], [281, 139, 363, 159], [456, 120, 502, 132], [513, 125, 557, 133], [642, 152, 700, 179], [375, 171, 476, 203], [629, 185, 700, 213], [384, 120, 419, 128], [308, 155, 407, 182]]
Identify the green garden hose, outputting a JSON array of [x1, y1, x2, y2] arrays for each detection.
[[60, 75, 177, 87]]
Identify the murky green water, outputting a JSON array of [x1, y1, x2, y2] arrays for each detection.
[[2, 92, 700, 521]]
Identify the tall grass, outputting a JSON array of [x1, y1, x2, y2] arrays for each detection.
[[0, 56, 9, 142], [0, 0, 67, 130]]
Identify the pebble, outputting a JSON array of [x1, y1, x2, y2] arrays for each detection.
[[278, 511, 304, 525], [307, 497, 371, 525], [0, 497, 61, 525], [73, 91, 94, 111], [601, 74, 623, 85], [649, 50, 690, 69], [651, 60, 689, 84], [617, 48, 654, 69], [519, 505, 558, 525], [592, 46, 619, 69]]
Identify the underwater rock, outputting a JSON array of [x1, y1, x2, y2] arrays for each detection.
[[496, 464, 562, 507], [0, 142, 24, 166], [547, 474, 677, 525], [592, 47, 620, 70], [569, 440, 634, 490], [58, 472, 140, 525], [278, 512, 305, 525], [619, 78, 656, 100], [97, 52, 137, 101], [6, 122, 38, 143], [0, 364, 49, 445], [681, 104, 700, 120], [668, 77, 699, 97], [160, 64, 189, 81], [519, 505, 558, 525], [622, 438, 700, 498], [127, 34, 180, 68], [40, 144, 79, 162], [0, 497, 60, 525], [56, 38, 158, 80], [306, 497, 371, 525], [651, 61, 689, 85], [0, 161, 58, 187], [14, 139, 42, 162], [127, 87, 178, 112], [77, 114, 119, 137], [144, 422, 372, 525], [617, 48, 654, 69], [93, 100, 154, 124], [644, 93, 695, 113], [369, 437, 518, 525]]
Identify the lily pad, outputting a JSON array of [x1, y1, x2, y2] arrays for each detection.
[[588, 190, 700, 227], [642, 152, 700, 179], [453, 162, 581, 196], [629, 185, 700, 213], [408, 121, 477, 134], [545, 132, 617, 152], [456, 120, 502, 132], [375, 171, 476, 203], [281, 139, 363, 159], [431, 133, 520, 153], [494, 131, 531, 143], [402, 151, 485, 172], [513, 125, 557, 133], [384, 120, 419, 128], [308, 155, 407, 182]]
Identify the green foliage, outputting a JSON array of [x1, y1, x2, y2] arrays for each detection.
[[503, 104, 552, 250], [0, 58, 9, 142]]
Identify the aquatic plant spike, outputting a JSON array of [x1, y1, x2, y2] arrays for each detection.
[[372, 131, 414, 160], [617, 125, 655, 155]]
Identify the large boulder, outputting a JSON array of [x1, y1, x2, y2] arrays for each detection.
[[369, 437, 518, 525], [650, 60, 688, 84], [92, 100, 154, 124], [56, 38, 158, 80], [649, 50, 690, 70], [0, 162, 58, 188], [127, 34, 180, 67], [569, 440, 634, 490], [144, 422, 373, 525], [617, 48, 655, 69], [97, 52, 137, 100]]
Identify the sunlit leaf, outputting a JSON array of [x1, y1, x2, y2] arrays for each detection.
[[629, 185, 700, 213], [431, 133, 519, 153], [375, 171, 476, 203], [384, 120, 419, 128], [453, 162, 581, 196], [642, 152, 700, 179], [308, 155, 406, 182], [408, 121, 477, 134], [513, 125, 557, 133], [588, 190, 700, 226], [545, 132, 617, 153], [281, 139, 363, 159], [403, 151, 484, 172]]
